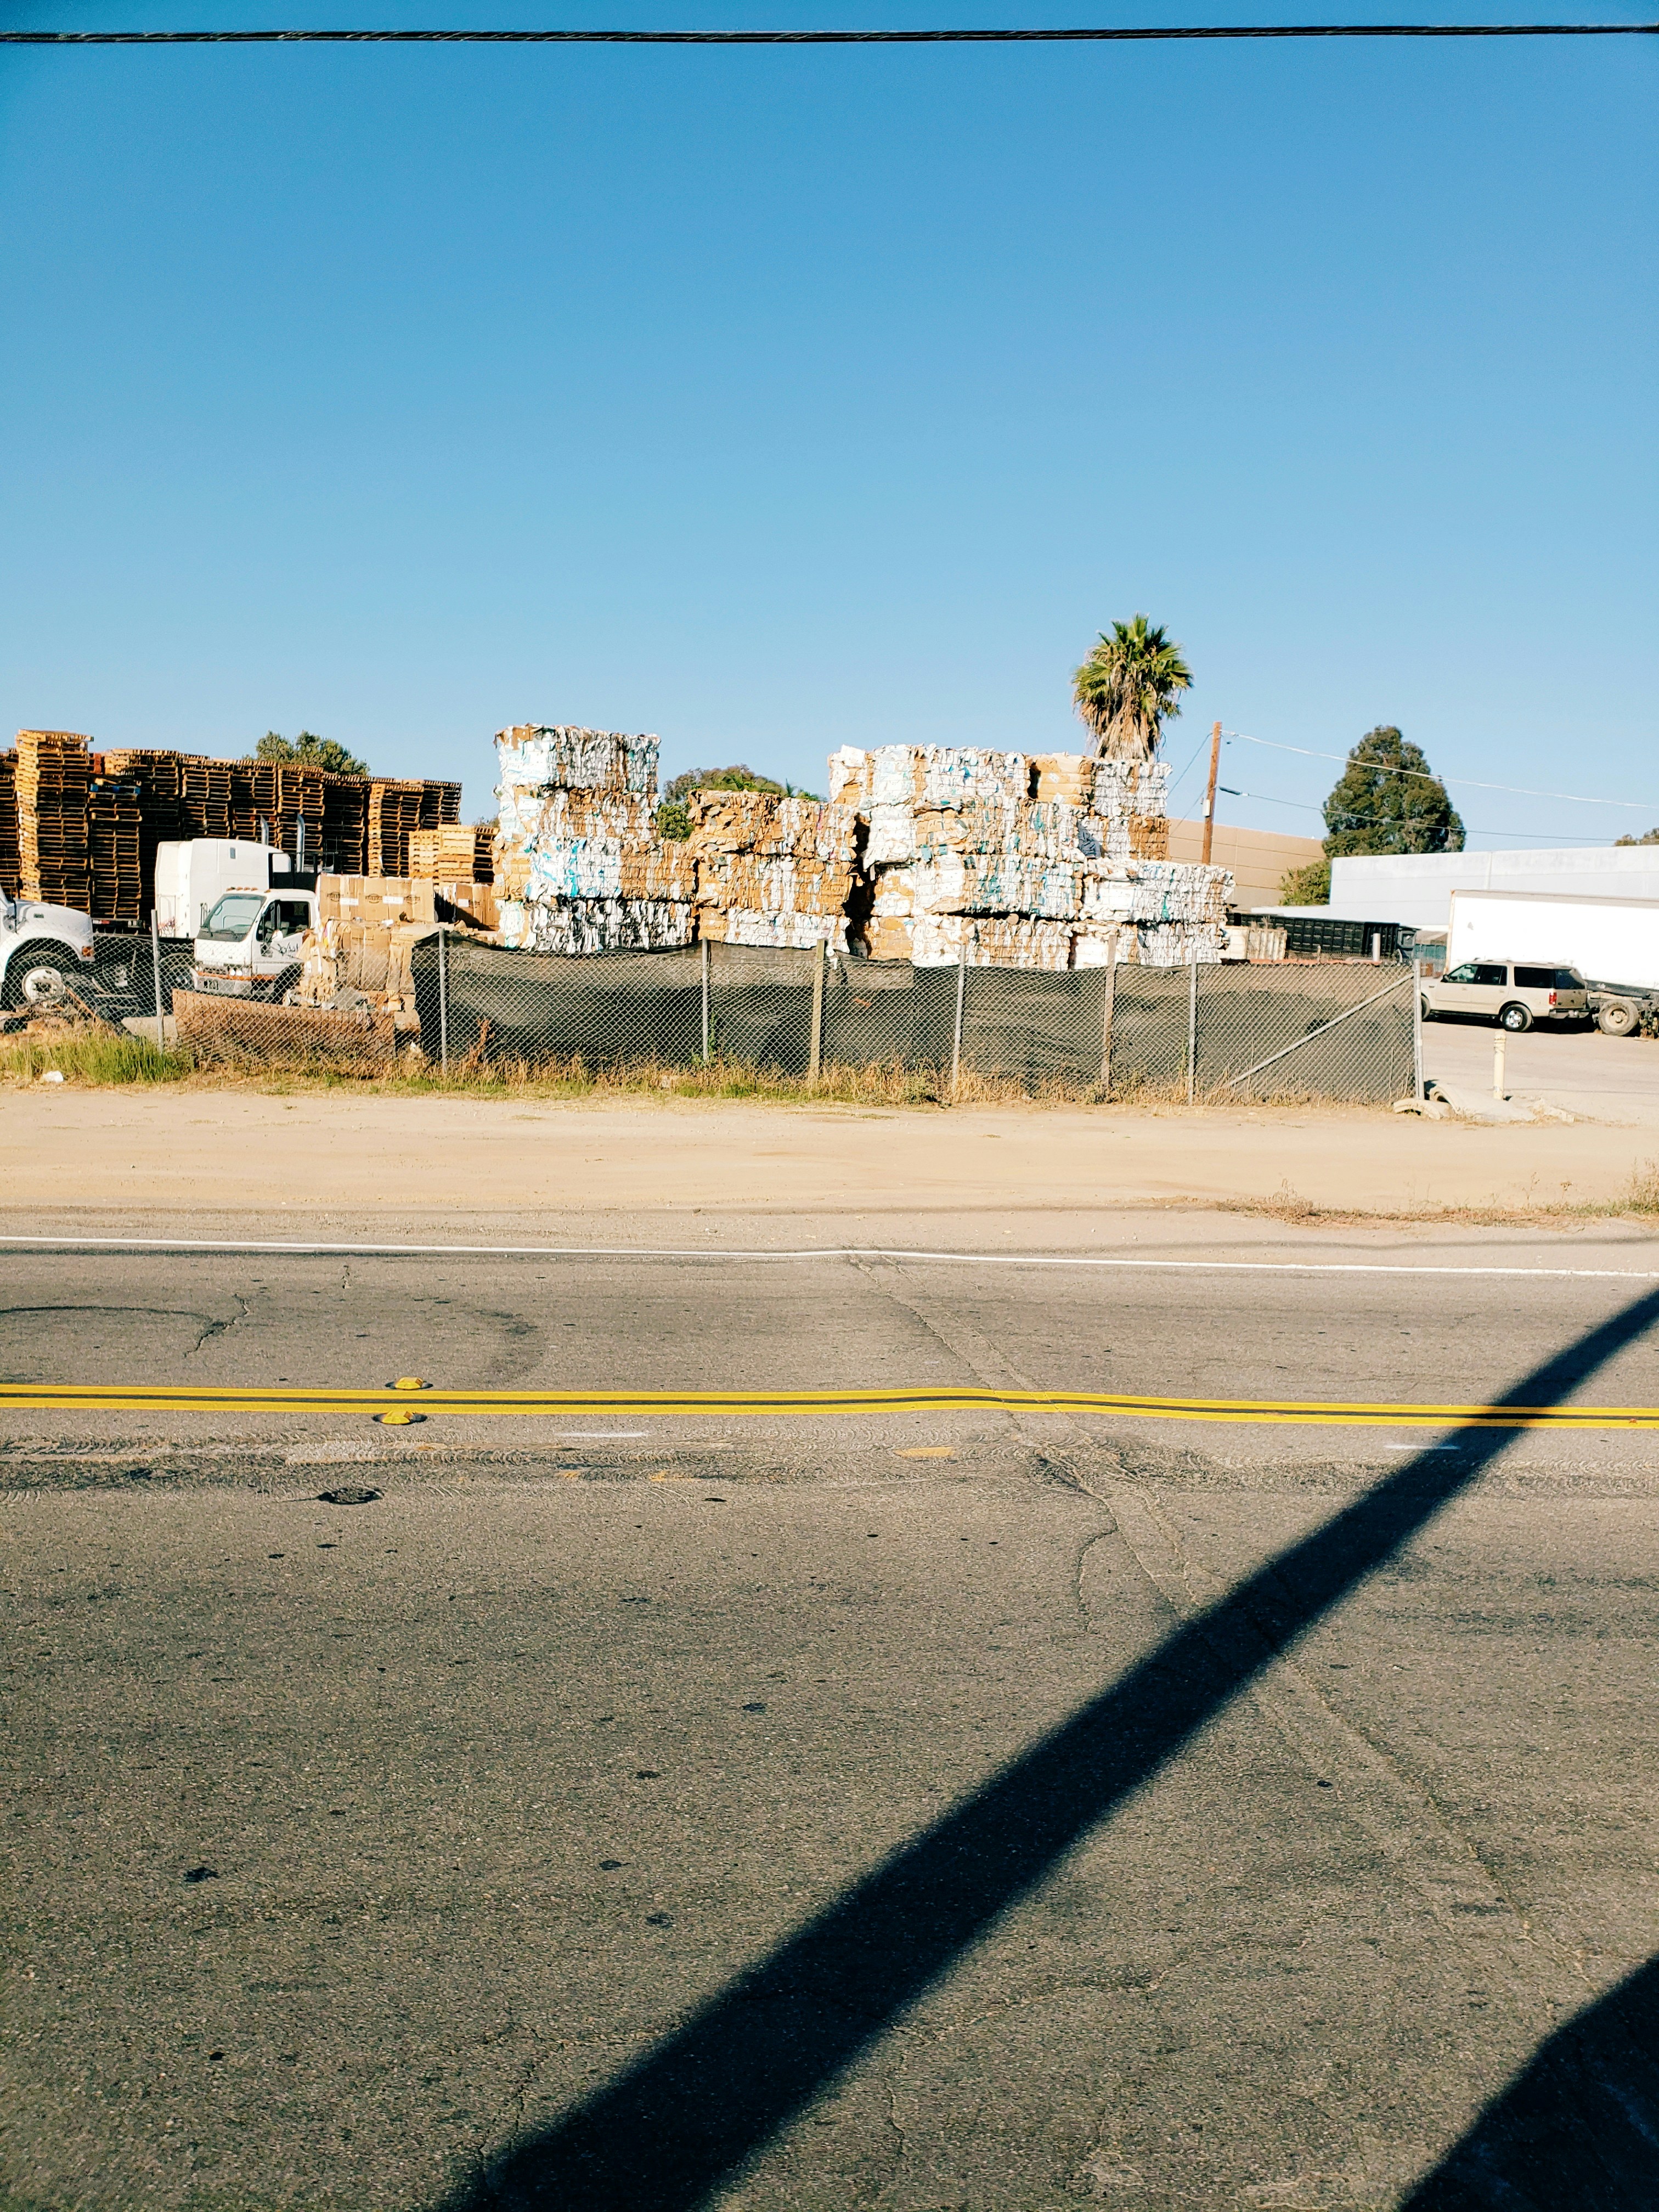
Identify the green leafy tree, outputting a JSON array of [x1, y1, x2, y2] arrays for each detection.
[[661, 765, 825, 811], [654, 799, 693, 842], [1279, 857, 1331, 905], [1322, 726, 1464, 856], [253, 730, 370, 776], [1071, 615, 1192, 761], [663, 764, 785, 804], [1615, 826, 1659, 847]]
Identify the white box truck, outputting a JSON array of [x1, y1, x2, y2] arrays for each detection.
[[1446, 887, 1659, 1036]]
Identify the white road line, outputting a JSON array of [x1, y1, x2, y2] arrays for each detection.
[[1, 1232, 1656, 1282]]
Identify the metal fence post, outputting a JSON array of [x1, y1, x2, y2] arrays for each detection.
[[808, 938, 825, 1085], [1412, 958, 1424, 1101], [950, 946, 967, 1102], [1099, 929, 1118, 1096], [701, 937, 712, 1064], [437, 923, 450, 1077], [149, 911, 164, 1051], [1186, 949, 1199, 1104]]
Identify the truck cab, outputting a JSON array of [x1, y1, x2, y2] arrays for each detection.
[[0, 893, 97, 1010], [192, 888, 318, 1000]]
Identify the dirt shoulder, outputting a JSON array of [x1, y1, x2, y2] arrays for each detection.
[[4, 1087, 1656, 1224]]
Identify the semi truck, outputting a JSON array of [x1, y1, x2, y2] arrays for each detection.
[[153, 838, 303, 938], [1446, 887, 1659, 1037]]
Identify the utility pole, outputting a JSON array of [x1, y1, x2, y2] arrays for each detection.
[[1200, 721, 1222, 866]]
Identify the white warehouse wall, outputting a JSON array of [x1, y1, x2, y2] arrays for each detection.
[[1328, 847, 1659, 930]]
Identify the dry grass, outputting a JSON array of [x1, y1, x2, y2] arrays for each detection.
[[0, 1024, 1178, 1108], [0, 1026, 1375, 1114], [1217, 1160, 1659, 1229]]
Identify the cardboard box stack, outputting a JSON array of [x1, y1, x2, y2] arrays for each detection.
[[301, 874, 462, 1022], [493, 724, 696, 955], [15, 731, 92, 910], [826, 743, 1229, 968], [685, 791, 858, 951]]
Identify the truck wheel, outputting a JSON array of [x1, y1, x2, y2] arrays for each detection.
[[1596, 1000, 1638, 1038], [3, 943, 81, 1011], [1498, 1002, 1532, 1034]]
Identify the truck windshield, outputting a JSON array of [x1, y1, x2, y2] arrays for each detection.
[[199, 893, 266, 942]]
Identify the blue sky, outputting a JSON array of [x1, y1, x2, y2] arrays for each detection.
[[2, 4, 1655, 842]]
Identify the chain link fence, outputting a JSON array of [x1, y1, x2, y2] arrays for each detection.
[[41, 929, 1418, 1104]]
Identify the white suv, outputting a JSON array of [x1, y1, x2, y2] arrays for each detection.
[[1422, 959, 1590, 1034]]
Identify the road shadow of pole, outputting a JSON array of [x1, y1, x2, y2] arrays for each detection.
[[440, 1285, 1659, 2212], [1401, 1953, 1659, 2209]]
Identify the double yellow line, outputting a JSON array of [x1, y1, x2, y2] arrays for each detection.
[[2, 1382, 1656, 1430]]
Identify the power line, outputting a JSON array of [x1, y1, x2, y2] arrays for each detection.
[[1216, 784, 1621, 842], [1228, 730, 1659, 811], [3, 20, 1655, 44]]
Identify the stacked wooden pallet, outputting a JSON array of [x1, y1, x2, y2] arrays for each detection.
[[320, 774, 368, 875], [87, 777, 144, 925], [0, 751, 19, 899], [269, 765, 326, 866], [17, 740, 464, 923], [368, 781, 426, 877], [16, 731, 92, 909], [408, 825, 493, 882], [179, 755, 232, 840], [104, 750, 187, 841]]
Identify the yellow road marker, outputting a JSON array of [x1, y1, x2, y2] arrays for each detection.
[[897, 1446, 957, 1458], [390, 1377, 430, 1392], [3, 1382, 1657, 1431]]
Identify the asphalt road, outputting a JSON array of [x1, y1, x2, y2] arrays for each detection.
[[4, 1227, 1658, 2211]]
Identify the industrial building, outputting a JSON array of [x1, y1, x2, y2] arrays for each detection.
[[1325, 847, 1659, 930], [1165, 818, 1323, 908]]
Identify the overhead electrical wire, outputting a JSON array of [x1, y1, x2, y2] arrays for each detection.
[[1214, 784, 1621, 842], [1228, 730, 1659, 811], [2, 19, 1655, 43]]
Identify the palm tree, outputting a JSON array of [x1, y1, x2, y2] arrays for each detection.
[[1071, 616, 1192, 761]]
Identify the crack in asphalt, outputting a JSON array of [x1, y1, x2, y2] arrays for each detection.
[[185, 1292, 251, 1360]]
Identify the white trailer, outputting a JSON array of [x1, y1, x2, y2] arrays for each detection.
[[1447, 887, 1659, 1036], [153, 839, 298, 938]]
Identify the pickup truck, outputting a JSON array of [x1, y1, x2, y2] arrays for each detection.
[[191, 887, 319, 1001], [0, 894, 97, 1009]]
